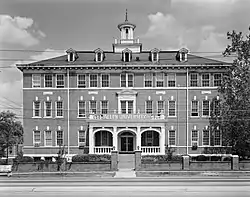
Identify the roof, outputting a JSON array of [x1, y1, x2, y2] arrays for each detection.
[[17, 50, 231, 68]]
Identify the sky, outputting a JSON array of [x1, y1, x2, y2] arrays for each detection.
[[0, 0, 249, 119]]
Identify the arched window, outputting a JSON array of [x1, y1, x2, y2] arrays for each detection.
[[125, 52, 130, 62], [95, 130, 113, 146], [141, 130, 159, 146]]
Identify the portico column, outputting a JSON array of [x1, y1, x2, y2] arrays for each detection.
[[113, 127, 117, 151], [160, 126, 165, 154], [89, 126, 94, 154], [136, 126, 141, 150]]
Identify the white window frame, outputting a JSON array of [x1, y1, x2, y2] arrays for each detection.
[[191, 130, 199, 147], [120, 100, 134, 114], [101, 74, 110, 88], [44, 74, 53, 88], [55, 101, 63, 118], [202, 100, 210, 117], [44, 101, 52, 118], [96, 52, 103, 62], [157, 100, 165, 115], [77, 74, 86, 88], [151, 52, 159, 62], [144, 73, 153, 87], [78, 130, 86, 146], [123, 52, 131, 62], [145, 100, 153, 114], [167, 73, 176, 87], [190, 73, 198, 87], [44, 130, 52, 147], [168, 130, 176, 146], [155, 73, 164, 87], [214, 129, 221, 146], [120, 73, 134, 88], [191, 100, 199, 117], [89, 74, 98, 88], [214, 73, 222, 86], [168, 100, 176, 117], [78, 101, 86, 118], [100, 100, 109, 114], [33, 101, 41, 118], [56, 130, 63, 146], [89, 100, 97, 114], [32, 74, 41, 88], [202, 129, 210, 146], [201, 73, 210, 87], [56, 74, 65, 88], [33, 130, 41, 145]]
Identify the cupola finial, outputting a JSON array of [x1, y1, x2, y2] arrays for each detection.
[[125, 9, 128, 22]]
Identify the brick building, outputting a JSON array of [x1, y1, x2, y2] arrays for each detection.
[[16, 15, 230, 159]]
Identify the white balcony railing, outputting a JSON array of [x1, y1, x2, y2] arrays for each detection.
[[141, 146, 161, 155], [94, 146, 113, 154]]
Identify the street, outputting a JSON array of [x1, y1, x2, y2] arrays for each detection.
[[0, 176, 250, 197]]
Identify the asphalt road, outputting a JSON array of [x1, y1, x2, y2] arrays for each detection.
[[0, 177, 250, 197]]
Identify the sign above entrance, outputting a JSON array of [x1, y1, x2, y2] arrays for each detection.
[[89, 114, 165, 120]]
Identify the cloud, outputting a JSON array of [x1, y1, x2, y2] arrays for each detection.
[[30, 48, 65, 62], [0, 15, 46, 47]]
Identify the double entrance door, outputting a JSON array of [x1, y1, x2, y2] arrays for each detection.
[[120, 132, 134, 152]]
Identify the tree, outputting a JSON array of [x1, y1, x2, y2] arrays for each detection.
[[209, 29, 250, 158], [0, 111, 23, 164]]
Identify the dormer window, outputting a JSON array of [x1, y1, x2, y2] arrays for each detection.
[[178, 48, 189, 62], [94, 48, 104, 62], [151, 48, 160, 62], [66, 48, 77, 62], [122, 48, 132, 62]]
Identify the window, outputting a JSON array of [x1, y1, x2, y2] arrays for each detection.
[[202, 74, 210, 87], [56, 101, 63, 117], [168, 74, 176, 87], [169, 130, 176, 146], [191, 100, 199, 116], [56, 130, 63, 146], [44, 74, 53, 88], [157, 101, 164, 115], [97, 52, 102, 62], [156, 73, 164, 87], [56, 74, 64, 88], [214, 73, 222, 86], [101, 74, 109, 87], [69, 53, 74, 62], [95, 131, 113, 146], [78, 74, 86, 88], [124, 52, 130, 62], [202, 100, 210, 116], [89, 74, 98, 88], [33, 130, 41, 144], [181, 52, 186, 61], [214, 100, 220, 116], [78, 101, 86, 117], [168, 100, 176, 117], [101, 101, 108, 114], [78, 130, 86, 146], [121, 100, 133, 114], [214, 129, 221, 146], [144, 73, 153, 87], [192, 130, 199, 146], [44, 130, 52, 146], [152, 52, 158, 62], [89, 100, 97, 114], [141, 131, 159, 146], [33, 101, 41, 117], [203, 129, 210, 146], [44, 101, 52, 117], [190, 73, 198, 87], [146, 100, 153, 114], [120, 73, 134, 87], [32, 74, 41, 88]]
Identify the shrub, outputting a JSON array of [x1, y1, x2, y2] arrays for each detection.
[[211, 156, 221, 161], [223, 157, 231, 161], [72, 154, 111, 162], [196, 155, 208, 161], [14, 156, 34, 163], [142, 155, 182, 163]]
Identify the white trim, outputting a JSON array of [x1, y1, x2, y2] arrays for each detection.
[[55, 130, 63, 147], [100, 74, 110, 88], [77, 74, 86, 88], [120, 73, 134, 88], [89, 100, 97, 114], [155, 72, 164, 87], [44, 74, 53, 88], [191, 129, 199, 147], [89, 74, 98, 88], [191, 100, 199, 117], [44, 130, 53, 147], [78, 100, 86, 118], [32, 74, 41, 88], [168, 100, 176, 117], [145, 100, 153, 114], [168, 130, 176, 146], [55, 100, 64, 118], [201, 73, 210, 87], [190, 73, 199, 87], [33, 130, 41, 145], [33, 100, 41, 118], [56, 74, 65, 88], [157, 100, 165, 115], [202, 129, 210, 146], [144, 73, 153, 87], [202, 100, 210, 117], [167, 73, 176, 87], [100, 100, 109, 114], [44, 101, 52, 118], [78, 130, 86, 146]]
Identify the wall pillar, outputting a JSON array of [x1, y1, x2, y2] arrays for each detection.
[[182, 155, 190, 170], [135, 150, 142, 171], [113, 127, 117, 151], [160, 126, 165, 154], [136, 126, 141, 150], [231, 155, 239, 170], [111, 150, 118, 171], [89, 126, 94, 154]]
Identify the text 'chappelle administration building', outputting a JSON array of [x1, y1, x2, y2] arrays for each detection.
[[16, 14, 230, 160]]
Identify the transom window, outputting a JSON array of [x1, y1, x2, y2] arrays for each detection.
[[89, 74, 98, 88], [89, 100, 97, 114], [203, 129, 210, 146], [144, 73, 153, 87], [202, 100, 210, 116], [56, 130, 63, 146], [101, 74, 109, 87], [78, 74, 86, 88], [214, 73, 222, 86], [101, 101, 108, 114], [44, 74, 53, 88], [56, 74, 64, 88], [168, 74, 176, 87], [33, 101, 41, 117], [191, 130, 198, 146], [121, 100, 133, 114], [33, 130, 41, 144], [44, 101, 52, 117], [78, 130, 86, 146], [145, 100, 153, 114], [202, 74, 210, 87], [169, 130, 176, 146], [78, 101, 86, 117], [156, 73, 164, 87], [168, 100, 176, 117], [191, 100, 199, 116], [190, 73, 198, 87], [120, 73, 134, 87], [44, 130, 52, 146], [56, 101, 63, 117], [32, 74, 41, 88]]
